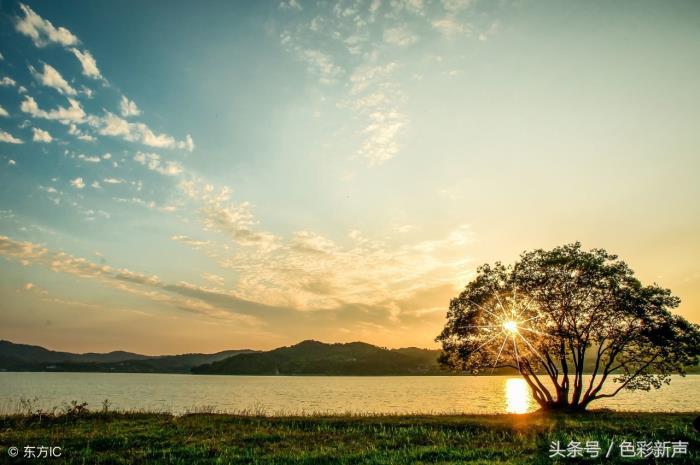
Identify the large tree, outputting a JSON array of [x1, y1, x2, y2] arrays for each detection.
[[437, 243, 700, 411]]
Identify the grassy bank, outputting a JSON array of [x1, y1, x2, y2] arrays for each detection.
[[1, 410, 698, 464]]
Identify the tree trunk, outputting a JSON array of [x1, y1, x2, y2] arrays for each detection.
[[537, 399, 588, 413]]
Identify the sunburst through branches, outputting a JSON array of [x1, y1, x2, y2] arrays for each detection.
[[465, 288, 551, 375]]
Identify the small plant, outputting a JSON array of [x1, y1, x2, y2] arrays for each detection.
[[62, 400, 89, 416], [101, 399, 112, 414], [18, 397, 39, 416]]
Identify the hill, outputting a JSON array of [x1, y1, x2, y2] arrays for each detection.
[[0, 340, 148, 364], [4, 339, 696, 375], [191, 340, 448, 375], [0, 340, 254, 373]]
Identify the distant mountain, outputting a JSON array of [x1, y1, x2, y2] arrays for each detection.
[[0, 340, 148, 364], [191, 340, 700, 376], [192, 340, 448, 375], [0, 340, 254, 373], [4, 339, 696, 375]]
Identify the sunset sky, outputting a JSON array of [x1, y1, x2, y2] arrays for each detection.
[[1, 0, 698, 354]]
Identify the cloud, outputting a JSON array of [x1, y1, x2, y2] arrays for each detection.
[[67, 123, 95, 141], [359, 110, 407, 165], [200, 199, 278, 249], [442, 0, 472, 13], [171, 235, 210, 248], [202, 272, 225, 286], [21, 95, 86, 124], [15, 3, 79, 47], [1, 220, 469, 335], [432, 17, 466, 36], [8, 159, 16, 166], [95, 112, 194, 151], [389, 0, 426, 16], [0, 130, 24, 144], [103, 177, 125, 184], [0, 105, 8, 117], [179, 181, 279, 250], [32, 127, 53, 143], [279, 5, 413, 166], [78, 154, 101, 163], [0, 235, 265, 322], [275, 0, 499, 168], [177, 181, 475, 314], [29, 63, 77, 95], [133, 151, 183, 176], [113, 197, 176, 212], [70, 48, 102, 79], [119, 96, 141, 117], [383, 25, 419, 46], [69, 177, 85, 189], [299, 49, 343, 84], [0, 76, 17, 87], [279, 0, 302, 11]]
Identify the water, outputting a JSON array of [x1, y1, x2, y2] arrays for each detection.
[[0, 373, 697, 415]]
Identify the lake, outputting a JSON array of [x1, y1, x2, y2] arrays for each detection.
[[0, 373, 698, 415]]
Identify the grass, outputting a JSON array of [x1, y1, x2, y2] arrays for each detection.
[[0, 406, 698, 464]]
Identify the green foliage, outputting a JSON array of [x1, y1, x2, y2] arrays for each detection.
[[0, 411, 697, 464]]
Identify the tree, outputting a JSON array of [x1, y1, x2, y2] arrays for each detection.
[[436, 243, 700, 411]]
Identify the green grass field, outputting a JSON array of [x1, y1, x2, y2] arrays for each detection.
[[1, 411, 698, 464]]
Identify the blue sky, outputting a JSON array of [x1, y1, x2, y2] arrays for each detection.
[[1, 0, 699, 354]]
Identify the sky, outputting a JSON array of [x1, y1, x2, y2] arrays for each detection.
[[0, 0, 698, 355]]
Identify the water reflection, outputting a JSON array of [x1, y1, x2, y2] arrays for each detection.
[[505, 378, 531, 413], [0, 373, 696, 415]]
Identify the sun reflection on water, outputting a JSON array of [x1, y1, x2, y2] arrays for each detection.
[[505, 378, 531, 414]]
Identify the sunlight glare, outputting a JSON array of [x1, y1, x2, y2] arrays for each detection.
[[502, 320, 518, 334], [505, 378, 530, 414]]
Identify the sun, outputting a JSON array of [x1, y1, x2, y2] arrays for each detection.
[[502, 320, 518, 334], [464, 289, 546, 374]]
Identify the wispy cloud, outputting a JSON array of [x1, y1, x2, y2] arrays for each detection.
[[275, 0, 499, 167], [119, 96, 141, 117], [21, 95, 86, 124], [94, 112, 194, 151], [0, 235, 266, 323], [15, 3, 79, 48], [383, 24, 419, 46], [70, 48, 104, 80], [67, 123, 95, 141], [29, 63, 77, 95], [133, 151, 183, 176], [175, 180, 475, 316]]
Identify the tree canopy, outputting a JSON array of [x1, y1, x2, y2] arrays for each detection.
[[437, 243, 700, 411]]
